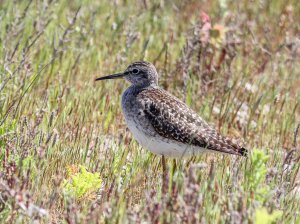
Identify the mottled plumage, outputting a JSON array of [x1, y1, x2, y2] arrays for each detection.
[[96, 61, 247, 157]]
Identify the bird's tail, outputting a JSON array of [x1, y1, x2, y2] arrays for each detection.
[[239, 147, 248, 157]]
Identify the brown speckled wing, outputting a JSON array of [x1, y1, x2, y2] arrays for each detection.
[[138, 88, 247, 156]]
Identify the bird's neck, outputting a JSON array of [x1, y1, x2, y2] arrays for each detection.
[[131, 82, 158, 89]]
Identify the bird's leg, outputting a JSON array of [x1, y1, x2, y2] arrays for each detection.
[[161, 155, 168, 194], [172, 159, 177, 176], [162, 155, 166, 175]]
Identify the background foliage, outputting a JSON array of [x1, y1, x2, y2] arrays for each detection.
[[0, 0, 299, 223]]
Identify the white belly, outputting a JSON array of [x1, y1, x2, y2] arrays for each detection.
[[126, 118, 207, 158]]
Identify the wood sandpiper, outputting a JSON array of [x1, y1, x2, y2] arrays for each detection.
[[95, 61, 247, 159]]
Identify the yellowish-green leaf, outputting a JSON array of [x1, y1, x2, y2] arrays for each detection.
[[255, 207, 283, 224], [63, 165, 102, 199]]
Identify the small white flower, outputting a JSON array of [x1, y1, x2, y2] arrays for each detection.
[[245, 82, 258, 93], [213, 106, 220, 114], [250, 120, 257, 128], [262, 105, 270, 115], [111, 22, 117, 30]]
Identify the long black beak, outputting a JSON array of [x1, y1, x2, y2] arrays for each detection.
[[95, 72, 126, 81]]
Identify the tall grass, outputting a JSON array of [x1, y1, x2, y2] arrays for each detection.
[[0, 0, 299, 223]]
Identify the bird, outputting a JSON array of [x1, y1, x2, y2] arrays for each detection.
[[95, 61, 247, 160]]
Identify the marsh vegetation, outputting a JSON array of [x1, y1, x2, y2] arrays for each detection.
[[0, 0, 299, 223]]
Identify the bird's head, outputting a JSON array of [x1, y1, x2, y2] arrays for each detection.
[[95, 61, 158, 87]]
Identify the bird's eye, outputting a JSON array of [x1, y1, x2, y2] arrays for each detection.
[[132, 68, 139, 74]]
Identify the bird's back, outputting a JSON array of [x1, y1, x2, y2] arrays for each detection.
[[121, 85, 247, 157]]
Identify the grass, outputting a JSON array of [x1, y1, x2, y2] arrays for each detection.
[[0, 0, 300, 223]]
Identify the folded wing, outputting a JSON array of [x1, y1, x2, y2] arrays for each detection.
[[138, 88, 247, 156]]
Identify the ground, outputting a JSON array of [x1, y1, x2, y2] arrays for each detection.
[[0, 0, 299, 223]]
